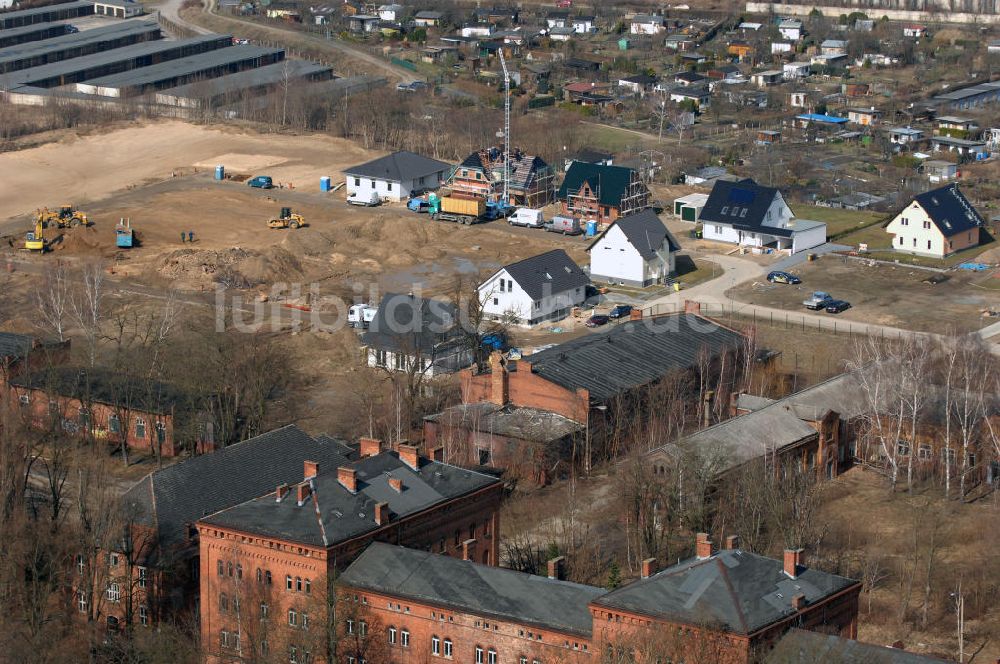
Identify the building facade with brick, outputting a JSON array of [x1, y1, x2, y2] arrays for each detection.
[[9, 366, 195, 457], [424, 313, 746, 484], [100, 426, 359, 632], [557, 161, 650, 227], [197, 442, 503, 664], [335, 535, 861, 664]]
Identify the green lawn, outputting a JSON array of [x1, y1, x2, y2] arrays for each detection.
[[580, 123, 656, 153], [790, 204, 887, 239]]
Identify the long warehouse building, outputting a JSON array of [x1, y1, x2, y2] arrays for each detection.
[[0, 1, 94, 30], [77, 45, 284, 97], [0, 19, 161, 73], [154, 59, 330, 108], [0, 33, 231, 88], [0, 23, 72, 48]]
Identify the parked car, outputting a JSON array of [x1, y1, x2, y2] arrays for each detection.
[[802, 291, 833, 310], [585, 315, 610, 328], [246, 175, 273, 189], [825, 299, 851, 314], [767, 270, 801, 285], [609, 304, 633, 319]]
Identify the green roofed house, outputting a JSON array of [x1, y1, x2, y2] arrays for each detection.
[[557, 161, 650, 227]]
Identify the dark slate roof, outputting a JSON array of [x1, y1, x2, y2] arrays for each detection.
[[11, 366, 192, 415], [424, 402, 584, 443], [341, 543, 605, 636], [498, 249, 589, 300], [675, 71, 706, 83], [0, 332, 33, 360], [525, 314, 744, 403], [360, 293, 462, 354], [122, 425, 352, 549], [200, 452, 499, 547], [594, 549, 859, 634], [586, 209, 680, 259], [621, 73, 658, 85], [460, 150, 486, 170], [768, 629, 953, 664], [557, 161, 638, 207], [344, 150, 451, 182], [699, 178, 790, 236], [912, 183, 983, 236]]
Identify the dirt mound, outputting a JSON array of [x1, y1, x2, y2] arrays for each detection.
[[238, 245, 304, 283], [278, 227, 337, 257], [156, 244, 307, 289], [53, 226, 106, 256]]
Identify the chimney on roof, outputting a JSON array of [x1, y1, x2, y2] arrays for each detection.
[[684, 300, 701, 315], [488, 351, 508, 406], [630, 308, 643, 321], [702, 390, 714, 428], [374, 502, 389, 526], [725, 535, 740, 550], [389, 477, 403, 493], [296, 482, 311, 506], [360, 437, 381, 457], [784, 548, 804, 578], [275, 483, 290, 502], [304, 460, 319, 479], [547, 556, 566, 580], [462, 538, 476, 561], [399, 443, 420, 471], [695, 533, 713, 559], [338, 467, 358, 493], [641, 558, 657, 579], [791, 593, 807, 610]]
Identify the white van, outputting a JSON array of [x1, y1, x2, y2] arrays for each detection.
[[508, 207, 544, 228]]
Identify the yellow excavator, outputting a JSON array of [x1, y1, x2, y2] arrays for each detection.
[[38, 205, 90, 229], [267, 207, 305, 230], [25, 217, 46, 252]]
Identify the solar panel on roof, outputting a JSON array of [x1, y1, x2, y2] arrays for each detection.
[[728, 188, 755, 204]]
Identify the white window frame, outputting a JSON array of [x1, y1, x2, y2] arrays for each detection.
[[432, 635, 440, 655], [401, 629, 409, 647], [389, 626, 397, 644], [139, 605, 148, 626], [106, 582, 121, 603], [444, 639, 453, 658]]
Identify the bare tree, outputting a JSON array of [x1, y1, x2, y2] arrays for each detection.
[[34, 262, 72, 343]]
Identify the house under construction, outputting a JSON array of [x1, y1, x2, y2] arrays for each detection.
[[449, 147, 555, 208], [557, 161, 651, 227]]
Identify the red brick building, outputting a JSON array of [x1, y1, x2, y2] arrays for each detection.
[[8, 366, 197, 457], [424, 314, 746, 484], [557, 161, 650, 227], [196, 441, 503, 664], [0, 331, 69, 383], [336, 534, 861, 664], [107, 425, 362, 631]]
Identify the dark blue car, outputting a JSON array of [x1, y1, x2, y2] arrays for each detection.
[[825, 299, 851, 314], [767, 271, 801, 284], [609, 305, 633, 319]]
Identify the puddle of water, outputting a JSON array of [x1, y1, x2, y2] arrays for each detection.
[[379, 256, 498, 293]]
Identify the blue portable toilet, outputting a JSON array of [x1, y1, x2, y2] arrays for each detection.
[[320, 176, 332, 192], [586, 219, 598, 237], [215, 165, 225, 180]]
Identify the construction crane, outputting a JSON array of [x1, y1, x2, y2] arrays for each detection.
[[498, 48, 511, 207]]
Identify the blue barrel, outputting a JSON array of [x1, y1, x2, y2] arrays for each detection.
[[320, 176, 332, 192], [215, 165, 225, 180], [586, 219, 598, 237]]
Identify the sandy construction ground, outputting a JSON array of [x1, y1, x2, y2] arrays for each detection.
[[0, 120, 375, 221], [0, 121, 591, 297]]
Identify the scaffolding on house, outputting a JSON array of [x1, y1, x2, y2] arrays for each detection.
[[563, 171, 650, 223], [448, 146, 555, 207]]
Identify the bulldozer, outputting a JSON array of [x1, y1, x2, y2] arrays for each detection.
[[267, 207, 305, 230], [25, 217, 47, 252], [38, 205, 90, 229]]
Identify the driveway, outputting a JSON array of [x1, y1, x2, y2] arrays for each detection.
[[769, 243, 852, 272]]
